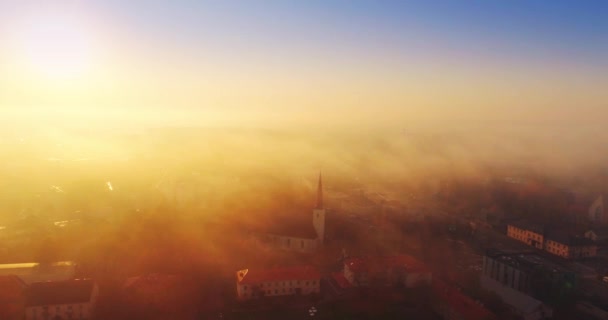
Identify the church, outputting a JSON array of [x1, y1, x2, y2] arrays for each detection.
[[254, 173, 326, 253]]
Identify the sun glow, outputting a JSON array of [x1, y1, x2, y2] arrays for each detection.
[[19, 15, 95, 80]]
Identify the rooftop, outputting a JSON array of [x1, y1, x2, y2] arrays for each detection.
[[236, 266, 320, 285], [545, 231, 596, 246], [509, 220, 544, 235], [0, 261, 75, 270], [25, 279, 95, 307], [344, 255, 430, 274], [485, 249, 573, 274]]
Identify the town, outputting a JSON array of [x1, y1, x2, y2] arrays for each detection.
[[2, 165, 608, 320]]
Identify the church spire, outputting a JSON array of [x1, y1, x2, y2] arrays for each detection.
[[316, 172, 323, 209]]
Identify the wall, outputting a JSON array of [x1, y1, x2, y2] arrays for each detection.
[[237, 278, 320, 300], [25, 303, 92, 320]]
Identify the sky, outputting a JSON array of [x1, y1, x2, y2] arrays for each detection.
[[0, 0, 607, 128]]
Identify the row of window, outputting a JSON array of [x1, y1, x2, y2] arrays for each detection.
[[242, 287, 318, 297], [31, 304, 86, 320], [242, 280, 317, 291]]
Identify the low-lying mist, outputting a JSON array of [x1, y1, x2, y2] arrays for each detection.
[[1, 123, 607, 278]]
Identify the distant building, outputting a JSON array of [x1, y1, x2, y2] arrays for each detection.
[[0, 261, 76, 284], [432, 279, 496, 320], [24, 279, 98, 320], [235, 266, 320, 300], [481, 249, 575, 316], [506, 221, 597, 259], [342, 255, 432, 288], [254, 173, 326, 253], [0, 275, 27, 320]]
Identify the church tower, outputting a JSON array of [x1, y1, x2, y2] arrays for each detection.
[[312, 172, 326, 244]]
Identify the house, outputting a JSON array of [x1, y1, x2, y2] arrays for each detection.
[[342, 255, 432, 288], [24, 279, 98, 320], [0, 275, 27, 320], [432, 279, 496, 320], [0, 261, 76, 284], [253, 174, 326, 253], [123, 274, 199, 319], [235, 266, 320, 300]]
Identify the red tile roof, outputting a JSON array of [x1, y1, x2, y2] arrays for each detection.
[[25, 279, 95, 307], [433, 279, 495, 320], [344, 255, 430, 274], [236, 266, 320, 285]]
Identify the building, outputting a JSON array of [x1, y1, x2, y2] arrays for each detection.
[[0, 261, 76, 284], [506, 221, 598, 259], [342, 255, 432, 288], [432, 279, 496, 320], [24, 279, 98, 320], [0, 275, 27, 320], [544, 232, 597, 259], [254, 173, 326, 253], [481, 249, 574, 315], [235, 266, 320, 300], [123, 274, 199, 319], [507, 221, 544, 250]]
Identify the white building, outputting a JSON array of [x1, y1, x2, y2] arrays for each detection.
[[235, 266, 321, 301], [25, 279, 99, 320], [255, 173, 326, 253]]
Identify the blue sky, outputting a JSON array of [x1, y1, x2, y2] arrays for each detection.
[[0, 1, 607, 127]]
